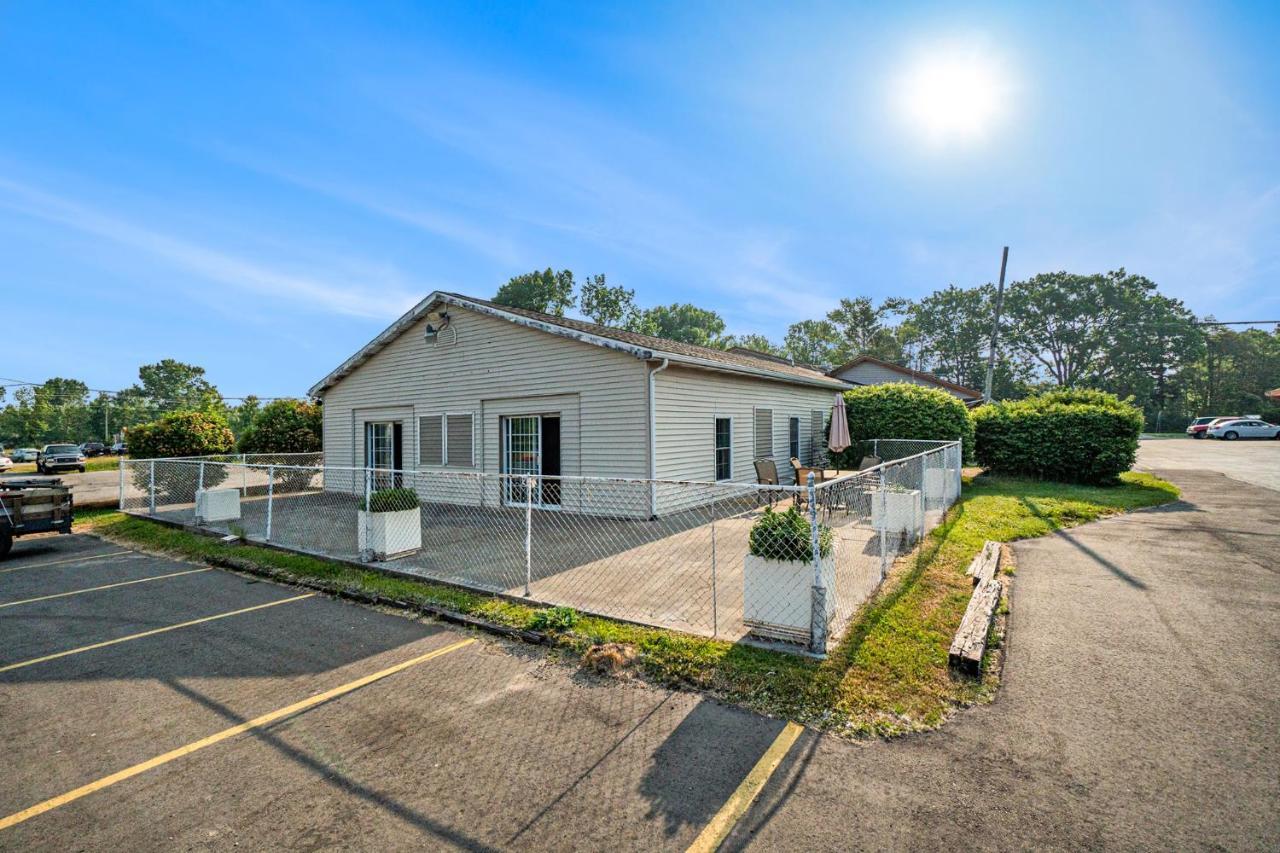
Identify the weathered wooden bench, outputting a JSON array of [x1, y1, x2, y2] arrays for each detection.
[[950, 541, 1004, 674], [967, 540, 1001, 585]]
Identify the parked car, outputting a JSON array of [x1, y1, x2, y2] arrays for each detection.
[[1206, 419, 1280, 441], [37, 444, 86, 474], [11, 448, 40, 463], [0, 454, 11, 473], [80, 442, 106, 457], [1185, 416, 1230, 439]]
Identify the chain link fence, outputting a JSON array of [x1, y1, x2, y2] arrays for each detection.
[[118, 440, 961, 655]]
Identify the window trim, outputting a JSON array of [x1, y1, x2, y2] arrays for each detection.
[[714, 416, 733, 482]]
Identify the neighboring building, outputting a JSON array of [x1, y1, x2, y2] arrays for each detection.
[[309, 292, 848, 516], [827, 355, 984, 405]]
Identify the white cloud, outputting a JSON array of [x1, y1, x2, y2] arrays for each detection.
[[0, 176, 422, 320]]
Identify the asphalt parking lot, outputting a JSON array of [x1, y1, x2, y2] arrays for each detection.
[[0, 534, 791, 851], [1137, 434, 1280, 492]]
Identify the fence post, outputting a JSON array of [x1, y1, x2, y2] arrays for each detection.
[[197, 460, 205, 493], [117, 456, 125, 511], [362, 468, 372, 561], [524, 475, 534, 597], [873, 438, 879, 459], [241, 453, 248, 495], [878, 468, 888, 580], [148, 460, 155, 516], [955, 437, 963, 503], [808, 472, 828, 656], [265, 465, 274, 541], [710, 500, 719, 639]]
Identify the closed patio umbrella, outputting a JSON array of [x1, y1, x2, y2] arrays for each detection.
[[828, 393, 851, 471]]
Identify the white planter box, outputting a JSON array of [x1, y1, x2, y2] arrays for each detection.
[[871, 488, 923, 536], [743, 553, 837, 643], [195, 488, 240, 523], [923, 469, 953, 504], [358, 507, 422, 560]]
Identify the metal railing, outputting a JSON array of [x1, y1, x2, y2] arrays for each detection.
[[118, 440, 962, 656]]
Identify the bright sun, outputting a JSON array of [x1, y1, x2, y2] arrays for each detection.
[[895, 46, 1011, 145]]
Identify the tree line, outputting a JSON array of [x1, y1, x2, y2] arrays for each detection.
[[0, 359, 274, 447], [495, 267, 1280, 429]]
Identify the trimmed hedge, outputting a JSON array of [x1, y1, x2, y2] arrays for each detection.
[[973, 390, 1143, 484], [830, 383, 975, 467], [238, 399, 322, 454], [126, 410, 236, 497]]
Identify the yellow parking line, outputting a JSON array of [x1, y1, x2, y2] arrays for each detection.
[[686, 721, 804, 853], [0, 568, 213, 608], [0, 593, 315, 674], [0, 551, 136, 574], [0, 636, 476, 831]]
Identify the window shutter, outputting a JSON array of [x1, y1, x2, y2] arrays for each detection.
[[810, 409, 825, 464], [419, 416, 443, 466], [446, 414, 474, 467], [753, 408, 773, 459]]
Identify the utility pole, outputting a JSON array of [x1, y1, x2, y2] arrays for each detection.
[[983, 246, 1010, 402]]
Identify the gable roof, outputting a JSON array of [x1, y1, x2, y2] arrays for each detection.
[[827, 354, 984, 400], [309, 291, 849, 397]]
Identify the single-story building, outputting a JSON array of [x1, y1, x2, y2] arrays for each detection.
[[827, 355, 983, 405], [309, 292, 850, 516]]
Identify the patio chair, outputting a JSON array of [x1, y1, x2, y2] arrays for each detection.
[[753, 458, 785, 507], [789, 457, 825, 510]]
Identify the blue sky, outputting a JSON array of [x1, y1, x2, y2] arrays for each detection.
[[2, 1, 1277, 399]]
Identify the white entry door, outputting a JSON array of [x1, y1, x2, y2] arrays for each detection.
[[503, 416, 541, 505]]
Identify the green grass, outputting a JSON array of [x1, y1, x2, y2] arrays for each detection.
[[77, 469, 1179, 737], [5, 456, 126, 474]]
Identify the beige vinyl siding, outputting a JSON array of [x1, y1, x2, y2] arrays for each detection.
[[652, 365, 836, 508], [321, 305, 650, 490]]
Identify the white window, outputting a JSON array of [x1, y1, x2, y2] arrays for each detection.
[[788, 416, 801, 460], [714, 418, 732, 481], [418, 413, 474, 467], [753, 408, 773, 459]]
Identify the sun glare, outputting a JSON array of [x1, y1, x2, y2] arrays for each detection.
[[895, 46, 1011, 146]]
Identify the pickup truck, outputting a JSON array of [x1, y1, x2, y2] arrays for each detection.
[[0, 477, 74, 558]]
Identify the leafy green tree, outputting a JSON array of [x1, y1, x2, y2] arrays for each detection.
[[578, 274, 642, 328], [826, 296, 904, 363], [494, 268, 576, 316], [238, 399, 322, 453], [227, 395, 261, 438], [726, 333, 785, 357], [638, 303, 727, 348], [782, 319, 841, 367]]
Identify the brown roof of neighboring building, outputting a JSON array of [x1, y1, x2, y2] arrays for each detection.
[[309, 291, 849, 396], [827, 354, 984, 400]]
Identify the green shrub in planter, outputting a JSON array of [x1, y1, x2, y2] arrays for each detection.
[[830, 383, 974, 467], [127, 410, 235, 498], [748, 506, 833, 562], [973, 390, 1143, 484], [359, 487, 421, 512]]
